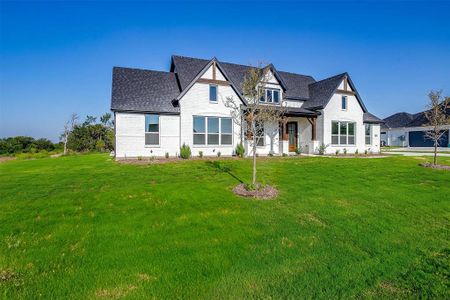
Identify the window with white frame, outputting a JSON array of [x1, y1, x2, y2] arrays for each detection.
[[365, 124, 372, 145], [221, 118, 232, 145], [209, 85, 217, 102], [331, 121, 355, 145], [259, 88, 280, 103], [193, 116, 233, 146], [341, 96, 348, 110], [207, 117, 219, 145], [145, 114, 159, 145], [193, 116, 206, 145]]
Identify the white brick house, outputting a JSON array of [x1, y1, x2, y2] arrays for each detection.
[[111, 55, 383, 158]]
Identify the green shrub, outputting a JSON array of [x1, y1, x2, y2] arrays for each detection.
[[343, 148, 347, 155], [180, 143, 191, 159], [165, 152, 169, 159], [198, 151, 203, 158], [282, 153, 288, 157], [217, 151, 221, 157], [295, 146, 303, 155], [317, 143, 328, 155], [15, 150, 50, 160], [364, 149, 368, 155], [235, 142, 245, 158], [95, 140, 106, 152], [137, 156, 143, 161], [335, 149, 340, 156], [355, 149, 359, 155]]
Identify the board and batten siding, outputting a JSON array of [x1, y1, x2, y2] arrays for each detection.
[[115, 112, 180, 158]]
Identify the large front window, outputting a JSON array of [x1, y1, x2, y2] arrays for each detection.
[[332, 121, 355, 145], [207, 117, 219, 145], [145, 114, 159, 145], [365, 124, 372, 145], [193, 116, 233, 146]]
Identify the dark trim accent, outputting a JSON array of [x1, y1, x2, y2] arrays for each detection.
[[175, 58, 247, 105], [197, 78, 230, 86], [264, 64, 288, 91], [336, 89, 356, 96], [307, 117, 317, 141]]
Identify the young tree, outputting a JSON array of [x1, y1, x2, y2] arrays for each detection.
[[423, 90, 450, 165], [225, 64, 286, 186], [100, 113, 113, 127], [61, 113, 79, 155]]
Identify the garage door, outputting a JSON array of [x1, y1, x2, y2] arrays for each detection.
[[409, 130, 449, 147]]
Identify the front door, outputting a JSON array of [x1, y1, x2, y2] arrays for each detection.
[[287, 122, 298, 152]]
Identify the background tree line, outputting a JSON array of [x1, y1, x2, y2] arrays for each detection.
[[0, 113, 114, 156]]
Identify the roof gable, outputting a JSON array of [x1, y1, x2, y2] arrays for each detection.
[[304, 73, 368, 112], [173, 56, 247, 104]]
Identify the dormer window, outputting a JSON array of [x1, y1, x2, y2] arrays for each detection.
[[209, 85, 217, 102], [260, 88, 281, 103], [341, 96, 348, 110]]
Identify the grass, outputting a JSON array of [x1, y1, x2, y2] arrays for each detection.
[[0, 154, 449, 299]]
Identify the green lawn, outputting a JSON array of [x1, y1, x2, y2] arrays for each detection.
[[1, 154, 449, 299]]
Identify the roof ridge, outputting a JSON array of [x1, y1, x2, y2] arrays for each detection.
[[113, 66, 174, 74], [277, 70, 315, 78], [171, 54, 317, 80], [310, 72, 347, 85]]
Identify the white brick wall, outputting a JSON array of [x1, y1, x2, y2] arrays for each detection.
[[179, 81, 243, 157], [321, 93, 366, 154], [115, 112, 180, 158]]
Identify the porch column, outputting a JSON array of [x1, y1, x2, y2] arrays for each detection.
[[307, 117, 319, 154], [281, 118, 289, 155], [307, 117, 317, 141]]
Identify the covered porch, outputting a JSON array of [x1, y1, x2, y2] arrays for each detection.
[[279, 108, 320, 155]]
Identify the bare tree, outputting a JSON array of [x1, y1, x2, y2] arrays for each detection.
[[61, 113, 79, 155], [423, 90, 449, 165], [225, 64, 286, 186]]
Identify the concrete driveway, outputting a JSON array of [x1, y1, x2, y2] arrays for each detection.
[[382, 147, 450, 156], [384, 147, 450, 152], [384, 151, 450, 157]]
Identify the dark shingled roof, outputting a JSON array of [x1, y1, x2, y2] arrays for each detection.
[[111, 67, 180, 113], [278, 71, 315, 100], [384, 103, 450, 128], [363, 112, 384, 124], [111, 55, 379, 119], [304, 73, 346, 109], [171, 55, 209, 90], [382, 112, 415, 129]]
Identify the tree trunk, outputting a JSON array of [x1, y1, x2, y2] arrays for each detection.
[[252, 136, 257, 185], [63, 133, 68, 155], [433, 141, 437, 165]]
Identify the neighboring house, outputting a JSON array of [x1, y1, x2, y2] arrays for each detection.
[[111, 55, 383, 158], [381, 108, 450, 147]]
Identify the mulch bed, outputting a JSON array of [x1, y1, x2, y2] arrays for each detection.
[[419, 162, 450, 170], [232, 183, 278, 200], [116, 156, 241, 165]]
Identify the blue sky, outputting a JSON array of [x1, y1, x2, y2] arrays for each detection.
[[1, 1, 449, 141]]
